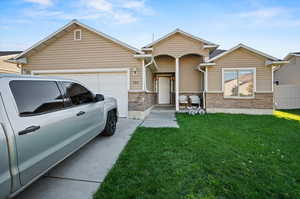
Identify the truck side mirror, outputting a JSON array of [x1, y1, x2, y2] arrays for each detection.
[[95, 94, 104, 102]]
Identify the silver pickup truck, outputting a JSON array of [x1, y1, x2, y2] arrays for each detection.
[[0, 74, 118, 199]]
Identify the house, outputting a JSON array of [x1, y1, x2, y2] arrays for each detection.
[[12, 19, 286, 119], [275, 52, 300, 86], [0, 51, 22, 74], [273, 52, 300, 109]]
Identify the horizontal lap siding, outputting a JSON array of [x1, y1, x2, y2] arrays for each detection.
[[155, 55, 175, 73], [0, 55, 20, 73], [208, 48, 272, 92], [179, 54, 204, 92], [152, 33, 209, 58], [24, 27, 142, 90], [275, 57, 300, 86]]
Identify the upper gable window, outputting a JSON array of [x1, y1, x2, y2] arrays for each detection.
[[74, 29, 82, 40]]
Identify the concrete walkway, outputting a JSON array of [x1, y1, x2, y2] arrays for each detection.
[[141, 109, 179, 128], [16, 118, 142, 199]]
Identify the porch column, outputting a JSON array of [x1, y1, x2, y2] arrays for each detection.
[[142, 59, 146, 91], [175, 57, 179, 111]]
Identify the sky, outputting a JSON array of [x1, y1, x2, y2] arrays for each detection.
[[1, 0, 300, 58]]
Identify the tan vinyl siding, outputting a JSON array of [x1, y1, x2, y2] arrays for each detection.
[[152, 33, 209, 58], [0, 54, 20, 73], [275, 57, 300, 86], [23, 26, 142, 90], [179, 54, 204, 92], [207, 48, 272, 92], [155, 55, 175, 73], [146, 67, 154, 91]]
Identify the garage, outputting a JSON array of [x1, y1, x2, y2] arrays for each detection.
[[35, 71, 129, 117]]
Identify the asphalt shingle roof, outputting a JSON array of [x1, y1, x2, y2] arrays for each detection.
[[0, 51, 23, 57]]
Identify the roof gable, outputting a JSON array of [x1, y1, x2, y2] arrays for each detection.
[[284, 52, 300, 61], [144, 28, 218, 48], [16, 20, 141, 59], [207, 43, 279, 62]]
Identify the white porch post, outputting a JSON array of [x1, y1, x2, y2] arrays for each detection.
[[175, 57, 179, 111], [142, 59, 146, 91]]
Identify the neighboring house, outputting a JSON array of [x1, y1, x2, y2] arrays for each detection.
[[12, 19, 286, 119], [275, 52, 300, 86], [274, 52, 300, 109], [0, 51, 22, 74]]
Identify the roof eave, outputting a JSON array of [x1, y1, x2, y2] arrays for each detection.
[[283, 53, 300, 61], [265, 60, 289, 66], [207, 43, 279, 62], [144, 28, 218, 48]]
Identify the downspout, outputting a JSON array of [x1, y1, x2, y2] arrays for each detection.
[[143, 58, 155, 92], [272, 64, 282, 110], [196, 65, 206, 110]]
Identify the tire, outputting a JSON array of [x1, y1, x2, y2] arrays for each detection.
[[101, 110, 117, 136]]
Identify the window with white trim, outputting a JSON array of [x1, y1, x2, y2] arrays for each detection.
[[74, 29, 82, 40], [223, 68, 255, 98]]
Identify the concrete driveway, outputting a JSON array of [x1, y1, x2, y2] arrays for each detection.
[[16, 118, 142, 199]]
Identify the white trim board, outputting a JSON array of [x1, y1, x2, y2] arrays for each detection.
[[31, 68, 131, 90], [73, 29, 82, 41]]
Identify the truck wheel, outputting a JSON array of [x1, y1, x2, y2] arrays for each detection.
[[101, 111, 117, 136]]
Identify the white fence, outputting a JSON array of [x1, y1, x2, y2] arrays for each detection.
[[274, 85, 300, 109]]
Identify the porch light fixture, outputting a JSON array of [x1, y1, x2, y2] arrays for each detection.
[[132, 67, 137, 74]]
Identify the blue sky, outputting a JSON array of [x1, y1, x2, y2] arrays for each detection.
[[1, 0, 300, 58]]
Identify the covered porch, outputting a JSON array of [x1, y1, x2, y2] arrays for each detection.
[[142, 53, 206, 111]]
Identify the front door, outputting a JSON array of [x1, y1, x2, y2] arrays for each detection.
[[158, 77, 170, 104]]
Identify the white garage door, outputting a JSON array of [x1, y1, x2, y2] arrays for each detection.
[[38, 72, 128, 117]]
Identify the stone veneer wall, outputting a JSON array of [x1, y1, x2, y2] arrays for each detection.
[[206, 93, 273, 109], [128, 92, 157, 111]]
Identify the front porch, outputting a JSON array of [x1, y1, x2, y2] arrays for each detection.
[[144, 54, 206, 111]]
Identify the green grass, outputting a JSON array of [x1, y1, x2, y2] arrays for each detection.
[[94, 114, 300, 199]]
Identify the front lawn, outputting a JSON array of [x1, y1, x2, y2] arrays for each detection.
[[94, 114, 300, 199]]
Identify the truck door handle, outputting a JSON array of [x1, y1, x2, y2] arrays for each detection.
[[19, 125, 40, 136], [76, 111, 85, 116]]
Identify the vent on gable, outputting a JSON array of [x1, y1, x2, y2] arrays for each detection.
[[74, 29, 82, 40]]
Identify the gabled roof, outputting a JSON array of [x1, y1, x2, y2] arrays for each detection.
[[209, 49, 226, 59], [0, 51, 22, 57], [16, 19, 142, 59], [284, 52, 300, 61], [144, 28, 218, 48], [207, 43, 279, 62]]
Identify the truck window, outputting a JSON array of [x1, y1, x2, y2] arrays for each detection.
[[61, 82, 94, 106], [10, 80, 64, 116]]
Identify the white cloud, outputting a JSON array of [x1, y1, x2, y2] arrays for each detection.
[[122, 0, 144, 9], [119, 0, 154, 15], [22, 0, 154, 24], [24, 0, 53, 6], [112, 12, 137, 24], [236, 7, 300, 28], [80, 0, 149, 23], [239, 7, 286, 18], [84, 0, 112, 12]]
